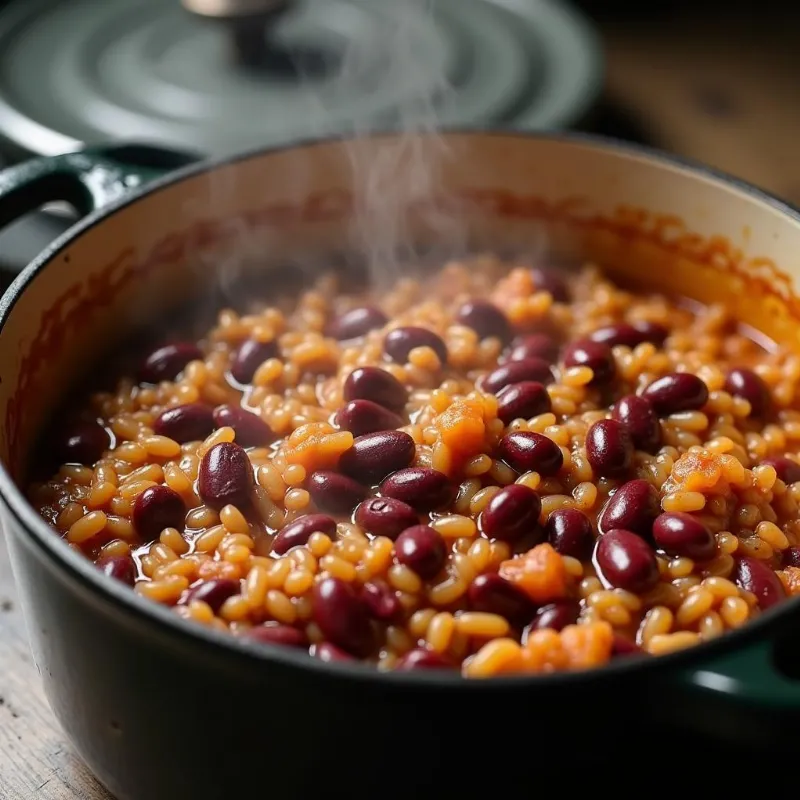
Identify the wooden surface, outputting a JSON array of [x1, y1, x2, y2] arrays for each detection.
[[3, 13, 800, 800]]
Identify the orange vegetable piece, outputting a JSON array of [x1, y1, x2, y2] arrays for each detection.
[[560, 622, 613, 669], [520, 628, 569, 673], [498, 542, 568, 603], [435, 399, 486, 455], [671, 450, 722, 492], [778, 567, 800, 596]]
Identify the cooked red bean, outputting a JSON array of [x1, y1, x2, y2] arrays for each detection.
[[335, 399, 403, 436], [132, 485, 185, 543], [244, 623, 307, 648], [652, 512, 716, 560], [761, 455, 800, 485], [526, 599, 581, 634], [456, 300, 512, 342], [562, 339, 615, 384], [343, 366, 407, 412], [482, 358, 554, 394], [642, 372, 709, 414], [395, 524, 447, 579], [198, 441, 254, 509], [272, 513, 337, 555], [597, 479, 660, 538], [307, 471, 368, 515], [230, 338, 278, 385], [589, 321, 668, 349], [360, 580, 401, 621], [140, 341, 203, 384], [327, 306, 387, 340], [530, 266, 569, 302], [212, 404, 273, 448], [724, 367, 770, 417], [545, 508, 594, 559], [395, 648, 453, 670], [611, 394, 661, 453], [354, 496, 418, 540], [96, 556, 136, 587], [586, 419, 634, 478], [504, 333, 560, 364], [496, 381, 552, 425], [479, 484, 542, 543], [379, 468, 452, 512], [338, 430, 415, 484], [611, 634, 643, 658], [181, 578, 240, 613], [734, 556, 786, 610], [154, 403, 215, 444], [595, 529, 659, 593], [384, 326, 448, 365], [311, 642, 355, 662], [311, 577, 374, 656], [467, 573, 534, 625], [498, 431, 563, 476], [56, 419, 110, 466], [783, 547, 800, 568]]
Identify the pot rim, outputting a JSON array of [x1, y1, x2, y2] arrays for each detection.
[[2, 127, 799, 688]]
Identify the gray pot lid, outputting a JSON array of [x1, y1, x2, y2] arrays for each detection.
[[0, 0, 602, 158]]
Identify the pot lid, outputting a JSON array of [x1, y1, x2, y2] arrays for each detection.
[[0, 0, 602, 158]]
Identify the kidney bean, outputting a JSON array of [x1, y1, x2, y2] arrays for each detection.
[[379, 468, 452, 512], [308, 471, 368, 515], [96, 556, 136, 587], [498, 431, 563, 476], [589, 321, 668, 349], [526, 599, 581, 634], [395, 524, 447, 579], [482, 358, 554, 394], [545, 508, 594, 559], [154, 403, 215, 444], [312, 642, 355, 662], [642, 372, 709, 415], [384, 326, 448, 365], [338, 430, 415, 484], [198, 441, 254, 509], [360, 580, 401, 621], [611, 634, 643, 658], [354, 496, 418, 540], [395, 648, 453, 670], [140, 341, 203, 384], [327, 306, 387, 340], [595, 529, 659, 593], [456, 300, 512, 343], [230, 338, 278, 385], [56, 419, 110, 466], [335, 399, 403, 436], [343, 366, 407, 412], [244, 623, 307, 649], [586, 419, 634, 478], [132, 485, 185, 543], [652, 512, 716, 560], [479, 484, 542, 543], [761, 456, 800, 486], [181, 578, 240, 613], [273, 513, 337, 555], [496, 381, 552, 425], [562, 339, 615, 385], [530, 266, 570, 302], [597, 479, 660, 537], [734, 556, 786, 610], [724, 368, 770, 417], [467, 573, 534, 625], [611, 394, 661, 453], [504, 333, 560, 364], [312, 577, 374, 657], [212, 404, 273, 448], [783, 547, 800, 568]]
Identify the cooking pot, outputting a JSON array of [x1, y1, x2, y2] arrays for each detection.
[[1, 132, 800, 799]]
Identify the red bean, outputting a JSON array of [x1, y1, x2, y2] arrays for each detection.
[[379, 468, 452, 512], [586, 419, 634, 478], [354, 497, 419, 540], [589, 321, 668, 349], [56, 419, 110, 466], [762, 456, 800, 485], [562, 339, 615, 385], [311, 642, 355, 662], [498, 431, 563, 476], [212, 404, 274, 448], [140, 342, 203, 384], [395, 648, 453, 670], [496, 381, 552, 425], [734, 556, 786, 610], [479, 484, 542, 543], [525, 599, 580, 634], [360, 580, 401, 621], [652, 512, 716, 560], [327, 306, 387, 340], [545, 508, 594, 559], [642, 372, 709, 415], [783, 547, 800, 568], [481, 358, 554, 394], [272, 513, 337, 555], [96, 556, 136, 587], [230, 338, 278, 385], [335, 399, 403, 437], [338, 430, 415, 484], [181, 578, 240, 613], [154, 403, 215, 444], [311, 577, 374, 657], [724, 368, 770, 417], [456, 300, 512, 343], [611, 395, 661, 453], [244, 623, 307, 649], [384, 326, 448, 365], [132, 485, 185, 543], [395, 525, 447, 579], [530, 266, 570, 302], [308, 471, 367, 514], [504, 333, 560, 364], [595, 529, 659, 593], [467, 573, 534, 624], [343, 366, 408, 412], [598, 479, 660, 538], [611, 634, 643, 658], [198, 441, 254, 510]]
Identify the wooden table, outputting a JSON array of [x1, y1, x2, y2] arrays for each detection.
[[3, 13, 800, 799]]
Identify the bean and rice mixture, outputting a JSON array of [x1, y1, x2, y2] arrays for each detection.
[[28, 257, 800, 677]]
